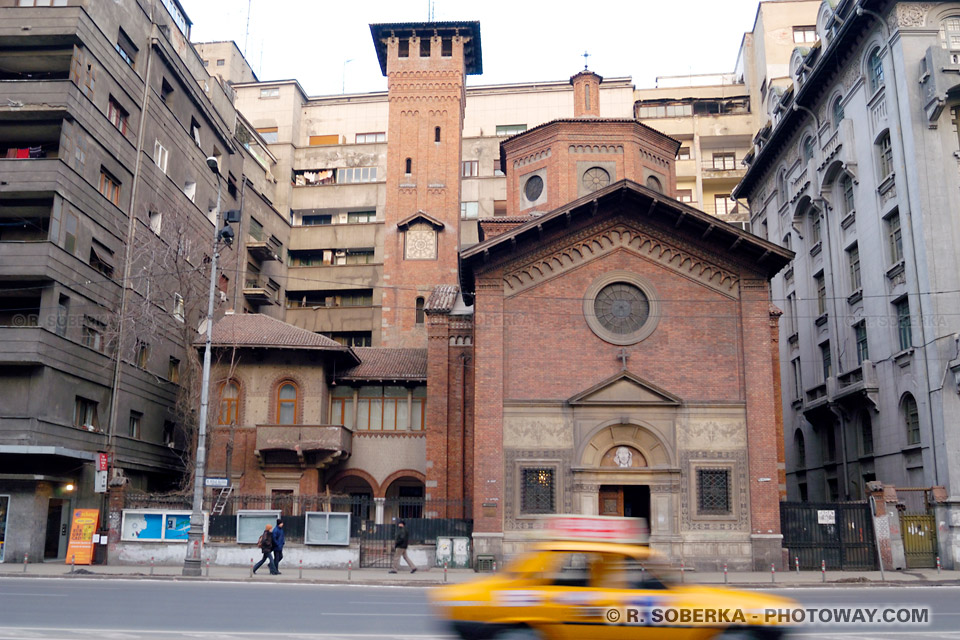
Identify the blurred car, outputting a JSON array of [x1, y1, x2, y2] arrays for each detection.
[[429, 539, 797, 640]]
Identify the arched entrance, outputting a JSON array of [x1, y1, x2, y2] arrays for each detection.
[[383, 472, 425, 522]]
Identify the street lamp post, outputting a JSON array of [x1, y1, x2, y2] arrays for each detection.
[[182, 156, 223, 576]]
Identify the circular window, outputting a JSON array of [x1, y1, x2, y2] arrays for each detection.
[[583, 271, 660, 345], [594, 283, 650, 335], [582, 166, 610, 192], [524, 175, 544, 201]]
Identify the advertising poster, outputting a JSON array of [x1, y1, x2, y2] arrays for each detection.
[[65, 509, 99, 565], [164, 514, 191, 540], [122, 513, 164, 540]]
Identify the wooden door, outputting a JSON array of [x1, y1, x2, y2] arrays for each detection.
[[599, 486, 623, 517]]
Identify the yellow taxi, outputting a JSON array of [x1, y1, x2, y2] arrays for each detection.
[[429, 517, 798, 640]]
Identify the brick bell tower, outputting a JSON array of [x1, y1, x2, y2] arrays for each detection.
[[370, 22, 482, 347]]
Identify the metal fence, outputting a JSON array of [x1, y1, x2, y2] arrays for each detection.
[[780, 501, 877, 570]]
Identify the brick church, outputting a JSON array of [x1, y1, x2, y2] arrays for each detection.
[[205, 21, 792, 569]]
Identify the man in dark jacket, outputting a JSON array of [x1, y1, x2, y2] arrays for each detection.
[[272, 519, 286, 573], [253, 524, 278, 575], [388, 520, 417, 574]]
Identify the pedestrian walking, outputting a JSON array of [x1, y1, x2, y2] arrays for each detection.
[[253, 524, 278, 575], [388, 520, 417, 574], [272, 519, 286, 574]]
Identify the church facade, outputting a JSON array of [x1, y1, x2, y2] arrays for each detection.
[[204, 20, 792, 570]]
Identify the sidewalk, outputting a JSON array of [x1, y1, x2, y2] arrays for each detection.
[[1, 561, 959, 587]]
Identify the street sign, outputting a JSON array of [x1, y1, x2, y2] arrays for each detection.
[[817, 509, 836, 525], [204, 477, 229, 488], [94, 470, 107, 493], [97, 453, 108, 471]]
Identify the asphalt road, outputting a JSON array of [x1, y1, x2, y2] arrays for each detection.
[[0, 578, 958, 639]]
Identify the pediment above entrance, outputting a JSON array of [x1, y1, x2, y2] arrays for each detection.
[[568, 371, 682, 407], [501, 221, 741, 299]]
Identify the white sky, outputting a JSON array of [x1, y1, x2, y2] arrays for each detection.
[[179, 0, 764, 96]]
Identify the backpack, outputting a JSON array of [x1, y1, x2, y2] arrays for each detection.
[[258, 531, 271, 550]]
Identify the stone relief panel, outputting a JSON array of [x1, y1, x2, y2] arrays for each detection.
[[677, 419, 747, 450], [893, 3, 936, 28], [679, 450, 749, 532], [504, 449, 574, 531], [503, 416, 573, 449]]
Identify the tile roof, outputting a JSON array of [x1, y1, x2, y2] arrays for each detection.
[[337, 348, 427, 381], [206, 313, 347, 351], [425, 284, 458, 313]]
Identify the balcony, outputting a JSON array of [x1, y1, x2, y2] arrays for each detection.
[[835, 361, 880, 408], [0, 196, 51, 242], [0, 117, 62, 161], [289, 219, 382, 251], [287, 263, 383, 290], [283, 305, 379, 334], [254, 424, 352, 468], [246, 226, 282, 262], [242, 276, 279, 305]]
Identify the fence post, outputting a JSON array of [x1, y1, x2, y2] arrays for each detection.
[[70, 554, 75, 574], [937, 556, 942, 575], [348, 559, 352, 581], [723, 563, 728, 584], [771, 563, 775, 583], [205, 558, 210, 577], [250, 557, 254, 578], [795, 556, 800, 573], [22, 553, 28, 573], [444, 560, 448, 583], [299, 558, 303, 580], [821, 559, 826, 583], [150, 556, 154, 576]]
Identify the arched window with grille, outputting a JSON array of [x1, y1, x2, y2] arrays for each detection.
[[802, 135, 816, 164], [902, 393, 920, 445], [218, 380, 240, 425], [415, 296, 425, 324], [839, 173, 855, 215], [867, 48, 884, 94], [276, 381, 298, 425], [832, 96, 845, 130]]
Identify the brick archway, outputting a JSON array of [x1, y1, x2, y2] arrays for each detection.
[[327, 469, 380, 496], [379, 469, 425, 499]]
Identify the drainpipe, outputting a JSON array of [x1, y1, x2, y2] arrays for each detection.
[[232, 177, 247, 307], [857, 3, 939, 484]]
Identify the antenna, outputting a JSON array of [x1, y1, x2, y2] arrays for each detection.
[[244, 0, 252, 56], [428, 0, 434, 21]]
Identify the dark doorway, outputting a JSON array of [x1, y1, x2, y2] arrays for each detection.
[[44, 499, 66, 559], [599, 485, 650, 521]]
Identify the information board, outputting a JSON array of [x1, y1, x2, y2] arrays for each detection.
[[65, 509, 99, 565]]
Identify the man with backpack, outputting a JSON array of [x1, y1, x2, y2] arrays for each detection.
[[388, 520, 417, 574], [253, 523, 278, 575]]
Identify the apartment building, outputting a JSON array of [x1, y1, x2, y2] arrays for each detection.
[[734, 0, 960, 567], [0, 0, 287, 563]]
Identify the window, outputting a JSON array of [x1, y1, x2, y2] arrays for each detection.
[[215, 58, 225, 67], [791, 357, 802, 399], [840, 174, 855, 214], [355, 386, 415, 430], [300, 214, 331, 226], [405, 157, 412, 174], [173, 293, 184, 321], [801, 136, 815, 164], [190, 118, 201, 147], [848, 244, 861, 291], [676, 189, 694, 203], [712, 152, 735, 170], [584, 83, 590, 111], [329, 386, 354, 429], [822, 424, 837, 463], [636, 103, 692, 118], [128, 411, 142, 439], [855, 321, 869, 365], [903, 394, 920, 445], [108, 98, 128, 135], [55, 295, 69, 337], [322, 331, 372, 347], [89, 245, 114, 278], [149, 210, 162, 235], [677, 147, 691, 160], [276, 382, 298, 425], [74, 397, 99, 430], [460, 201, 479, 220], [135, 340, 150, 368], [794, 430, 806, 469], [355, 132, 385, 144], [99, 170, 121, 205], [415, 297, 425, 324], [347, 211, 376, 223], [336, 167, 378, 183], [160, 78, 174, 105], [183, 180, 196, 202], [713, 194, 737, 216], [219, 381, 239, 425], [895, 299, 912, 351], [786, 292, 798, 335], [496, 124, 527, 137], [259, 87, 279, 98], [868, 48, 884, 94], [793, 25, 817, 43], [861, 412, 874, 456], [461, 160, 478, 177], [202, 59, 209, 67], [520, 468, 555, 514], [887, 212, 903, 263], [81, 316, 105, 352], [115, 27, 137, 68], [815, 272, 826, 315], [811, 213, 821, 245], [153, 140, 168, 174], [696, 469, 731, 515], [821, 341, 832, 380], [168, 357, 180, 383], [256, 127, 278, 143], [832, 97, 845, 130], [877, 132, 893, 179], [434, 126, 441, 143]]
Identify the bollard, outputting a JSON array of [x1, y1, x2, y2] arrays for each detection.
[[680, 561, 685, 584], [795, 556, 800, 573], [937, 557, 942, 574], [348, 559, 352, 581], [70, 554, 75, 574], [250, 557, 254, 578], [22, 553, 28, 573], [771, 563, 776, 584], [299, 559, 303, 580], [444, 560, 448, 584], [723, 563, 728, 584], [205, 558, 210, 578], [821, 559, 826, 583], [150, 556, 155, 576], [493, 560, 497, 573]]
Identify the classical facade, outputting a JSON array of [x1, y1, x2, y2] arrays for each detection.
[[734, 0, 960, 567]]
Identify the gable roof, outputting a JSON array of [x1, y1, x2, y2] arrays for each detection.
[[568, 370, 682, 406], [397, 210, 445, 230], [425, 284, 459, 313], [460, 179, 793, 293], [206, 313, 357, 361], [336, 348, 427, 382]]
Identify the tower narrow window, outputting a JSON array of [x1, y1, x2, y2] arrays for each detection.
[[435, 126, 441, 143], [415, 297, 425, 324], [405, 157, 412, 174], [585, 84, 591, 111]]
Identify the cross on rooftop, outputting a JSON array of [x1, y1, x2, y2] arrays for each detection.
[[582, 51, 590, 70]]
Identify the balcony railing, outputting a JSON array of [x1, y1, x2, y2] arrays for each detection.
[[254, 424, 352, 468]]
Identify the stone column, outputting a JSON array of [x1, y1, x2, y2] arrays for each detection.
[[866, 482, 893, 570], [374, 497, 385, 526], [883, 485, 906, 569]]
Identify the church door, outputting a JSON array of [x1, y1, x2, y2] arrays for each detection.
[[598, 485, 650, 521]]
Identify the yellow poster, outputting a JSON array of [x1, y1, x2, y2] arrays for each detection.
[[65, 509, 99, 565]]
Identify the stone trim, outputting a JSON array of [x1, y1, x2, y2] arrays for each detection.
[[679, 450, 749, 532], [266, 373, 307, 425]]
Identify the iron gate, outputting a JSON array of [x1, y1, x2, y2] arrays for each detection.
[[780, 501, 877, 570], [359, 522, 396, 569], [898, 488, 938, 569]]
